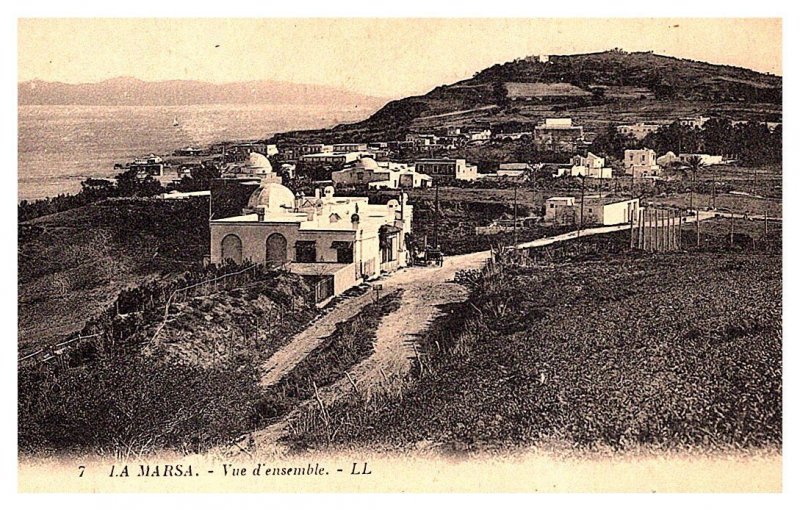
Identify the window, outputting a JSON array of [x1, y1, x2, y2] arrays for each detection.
[[332, 240, 354, 263], [295, 241, 317, 263]]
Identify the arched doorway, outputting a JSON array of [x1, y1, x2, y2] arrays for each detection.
[[266, 233, 288, 265], [221, 234, 243, 265]]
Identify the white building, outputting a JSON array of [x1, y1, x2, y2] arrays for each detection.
[[332, 157, 432, 189], [209, 165, 413, 299], [300, 151, 366, 166], [545, 196, 639, 226], [569, 152, 613, 179], [624, 148, 661, 178], [584, 198, 640, 226], [332, 143, 368, 153], [678, 153, 724, 166], [544, 197, 576, 224], [466, 128, 492, 142], [415, 158, 479, 181]]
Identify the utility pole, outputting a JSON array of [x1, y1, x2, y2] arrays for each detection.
[[729, 214, 734, 247], [695, 206, 701, 248], [579, 176, 585, 238], [513, 185, 518, 246], [712, 166, 717, 210], [433, 180, 439, 249]]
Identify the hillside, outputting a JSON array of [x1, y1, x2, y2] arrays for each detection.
[[18, 77, 387, 108], [269, 50, 782, 143]]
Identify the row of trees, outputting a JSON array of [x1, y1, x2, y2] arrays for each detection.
[[18, 162, 228, 223], [18, 168, 165, 222], [592, 119, 782, 166]]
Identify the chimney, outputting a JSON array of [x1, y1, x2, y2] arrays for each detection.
[[256, 206, 265, 222], [315, 188, 321, 200]]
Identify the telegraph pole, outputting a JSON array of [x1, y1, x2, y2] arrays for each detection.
[[433, 180, 439, 249], [513, 185, 518, 246], [579, 176, 585, 238]]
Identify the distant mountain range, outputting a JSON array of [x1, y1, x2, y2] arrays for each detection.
[[18, 77, 388, 108]]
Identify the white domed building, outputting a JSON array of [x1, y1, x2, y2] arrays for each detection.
[[331, 156, 432, 189], [210, 163, 414, 301]]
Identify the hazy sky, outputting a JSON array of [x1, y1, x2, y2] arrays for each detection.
[[18, 18, 781, 99]]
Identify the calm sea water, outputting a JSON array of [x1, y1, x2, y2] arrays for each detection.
[[18, 104, 372, 202]]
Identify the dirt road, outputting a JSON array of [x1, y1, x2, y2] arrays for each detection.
[[229, 223, 648, 457], [233, 250, 489, 458]]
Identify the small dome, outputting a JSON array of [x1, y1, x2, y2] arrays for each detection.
[[246, 182, 295, 212], [242, 152, 273, 174], [356, 157, 379, 170]]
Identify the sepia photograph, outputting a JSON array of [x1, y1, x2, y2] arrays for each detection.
[[13, 13, 786, 494]]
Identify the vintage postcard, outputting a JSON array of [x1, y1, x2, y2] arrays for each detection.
[[16, 17, 783, 493]]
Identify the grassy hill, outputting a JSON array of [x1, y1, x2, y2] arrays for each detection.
[[18, 197, 210, 349], [269, 50, 782, 144]]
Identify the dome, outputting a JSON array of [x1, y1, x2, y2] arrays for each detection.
[[243, 152, 273, 174], [246, 182, 296, 213], [355, 157, 379, 171]]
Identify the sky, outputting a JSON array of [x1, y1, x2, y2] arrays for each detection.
[[18, 18, 782, 99]]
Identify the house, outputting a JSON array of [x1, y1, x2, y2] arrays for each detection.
[[296, 144, 334, 157], [331, 157, 432, 189], [223, 143, 278, 162], [466, 128, 492, 142], [414, 158, 479, 181], [583, 198, 640, 226], [544, 195, 639, 226], [624, 148, 661, 177], [544, 197, 576, 224], [616, 122, 662, 140], [533, 118, 585, 152], [300, 152, 365, 166], [569, 152, 613, 179], [405, 133, 439, 146], [130, 155, 164, 177], [332, 143, 368, 153], [209, 167, 413, 301], [678, 153, 724, 166]]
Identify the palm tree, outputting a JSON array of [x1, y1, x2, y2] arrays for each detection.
[[685, 155, 704, 212], [686, 155, 704, 247]]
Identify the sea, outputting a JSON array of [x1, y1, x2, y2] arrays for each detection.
[[18, 104, 373, 202]]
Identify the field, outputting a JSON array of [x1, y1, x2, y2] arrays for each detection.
[[289, 229, 782, 453]]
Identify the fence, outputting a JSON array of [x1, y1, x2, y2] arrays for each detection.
[[631, 208, 683, 252], [20, 264, 286, 368], [18, 333, 101, 368]]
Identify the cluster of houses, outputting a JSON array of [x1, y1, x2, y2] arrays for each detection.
[[194, 113, 747, 301]]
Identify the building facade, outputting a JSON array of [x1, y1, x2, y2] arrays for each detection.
[[624, 148, 661, 177], [617, 122, 662, 140], [414, 158, 479, 181], [534, 118, 585, 152], [209, 158, 413, 298]]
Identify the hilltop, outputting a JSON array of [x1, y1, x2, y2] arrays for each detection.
[[18, 77, 388, 108], [269, 50, 782, 143]]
